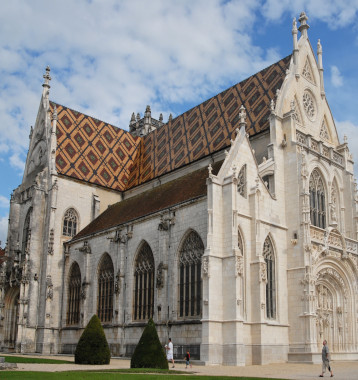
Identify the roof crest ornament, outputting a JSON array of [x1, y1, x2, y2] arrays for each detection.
[[298, 11, 309, 38], [42, 66, 51, 101]]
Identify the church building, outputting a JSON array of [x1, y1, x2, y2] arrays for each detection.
[[1, 12, 358, 365]]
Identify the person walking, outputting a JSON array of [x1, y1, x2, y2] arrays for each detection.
[[166, 337, 175, 368], [184, 350, 192, 369], [319, 340, 333, 377]]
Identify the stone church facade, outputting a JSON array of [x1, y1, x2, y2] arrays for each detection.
[[1, 13, 358, 365]]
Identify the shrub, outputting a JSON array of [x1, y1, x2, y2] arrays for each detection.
[[130, 318, 168, 369], [74, 314, 111, 364]]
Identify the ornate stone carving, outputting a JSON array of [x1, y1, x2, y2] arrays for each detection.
[[320, 120, 329, 141], [303, 91, 315, 120], [202, 257, 209, 276], [48, 228, 54, 255], [259, 262, 267, 282], [237, 165, 247, 198], [302, 59, 314, 82], [46, 275, 53, 300], [291, 99, 301, 124], [236, 255, 244, 277], [156, 262, 165, 289], [78, 240, 91, 254], [114, 270, 121, 294]]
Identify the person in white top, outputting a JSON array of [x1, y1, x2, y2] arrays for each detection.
[[165, 337, 175, 368]]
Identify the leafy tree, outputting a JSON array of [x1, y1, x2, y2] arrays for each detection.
[[75, 314, 111, 364], [130, 318, 168, 369]]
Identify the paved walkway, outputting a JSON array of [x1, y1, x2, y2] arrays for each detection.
[[3, 354, 358, 379]]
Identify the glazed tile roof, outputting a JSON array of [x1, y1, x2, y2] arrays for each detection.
[[127, 55, 291, 188], [73, 160, 223, 240], [50, 102, 141, 191], [51, 55, 291, 192]]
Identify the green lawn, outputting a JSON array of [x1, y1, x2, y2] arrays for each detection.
[[3, 356, 72, 364], [0, 373, 286, 380]]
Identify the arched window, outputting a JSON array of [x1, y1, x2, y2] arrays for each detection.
[[309, 170, 326, 229], [21, 208, 32, 262], [263, 236, 276, 319], [133, 242, 154, 321], [97, 254, 114, 323], [63, 208, 78, 237], [66, 262, 81, 325], [178, 231, 204, 318]]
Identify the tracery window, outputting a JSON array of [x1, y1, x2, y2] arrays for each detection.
[[320, 120, 330, 141], [21, 208, 32, 262], [237, 165, 247, 198], [309, 170, 326, 229], [133, 243, 154, 321], [97, 254, 114, 323], [263, 236, 276, 319], [303, 91, 315, 120], [66, 262, 81, 325], [178, 231, 204, 318], [62, 208, 78, 237]]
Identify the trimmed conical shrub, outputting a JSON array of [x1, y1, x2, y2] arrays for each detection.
[[130, 318, 168, 369], [75, 314, 111, 364]]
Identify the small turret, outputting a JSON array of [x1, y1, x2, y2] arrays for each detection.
[[129, 106, 163, 137], [292, 17, 300, 78], [317, 39, 325, 98], [298, 11, 309, 39]]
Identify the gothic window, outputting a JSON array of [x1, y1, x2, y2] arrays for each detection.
[[178, 231, 204, 318], [21, 208, 32, 262], [237, 165, 247, 198], [62, 208, 78, 237], [97, 254, 114, 323], [66, 262, 81, 325], [309, 170, 326, 229], [263, 236, 276, 319], [133, 242, 154, 321]]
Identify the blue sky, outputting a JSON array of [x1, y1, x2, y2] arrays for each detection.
[[1, 0, 358, 247]]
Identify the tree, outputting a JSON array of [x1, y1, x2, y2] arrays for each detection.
[[130, 318, 168, 369], [74, 314, 111, 364]]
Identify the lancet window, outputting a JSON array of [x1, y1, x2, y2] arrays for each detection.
[[97, 254, 114, 323], [178, 231, 204, 318], [263, 236, 276, 319], [133, 243, 154, 321], [62, 208, 78, 237], [21, 208, 32, 262], [309, 170, 326, 229], [66, 262, 81, 325]]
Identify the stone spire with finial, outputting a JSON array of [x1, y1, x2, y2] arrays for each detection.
[[238, 105, 247, 130], [317, 39, 325, 98], [42, 66, 51, 102], [298, 11, 309, 38]]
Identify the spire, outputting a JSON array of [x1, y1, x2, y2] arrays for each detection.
[[317, 39, 325, 98], [51, 105, 58, 122], [238, 105, 246, 129], [42, 66, 51, 101], [168, 113, 173, 122], [292, 17, 299, 77], [159, 113, 163, 123], [298, 11, 309, 38], [42, 66, 51, 90]]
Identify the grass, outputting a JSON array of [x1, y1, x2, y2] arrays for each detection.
[[0, 373, 287, 380], [3, 356, 72, 364]]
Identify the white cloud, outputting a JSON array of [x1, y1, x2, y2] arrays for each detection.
[[336, 120, 358, 177], [0, 216, 8, 247], [261, 0, 358, 27], [330, 65, 343, 87], [0, 196, 9, 208]]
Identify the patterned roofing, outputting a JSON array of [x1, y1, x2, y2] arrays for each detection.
[[127, 55, 291, 188], [50, 55, 291, 192], [74, 160, 223, 240], [50, 102, 141, 191]]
